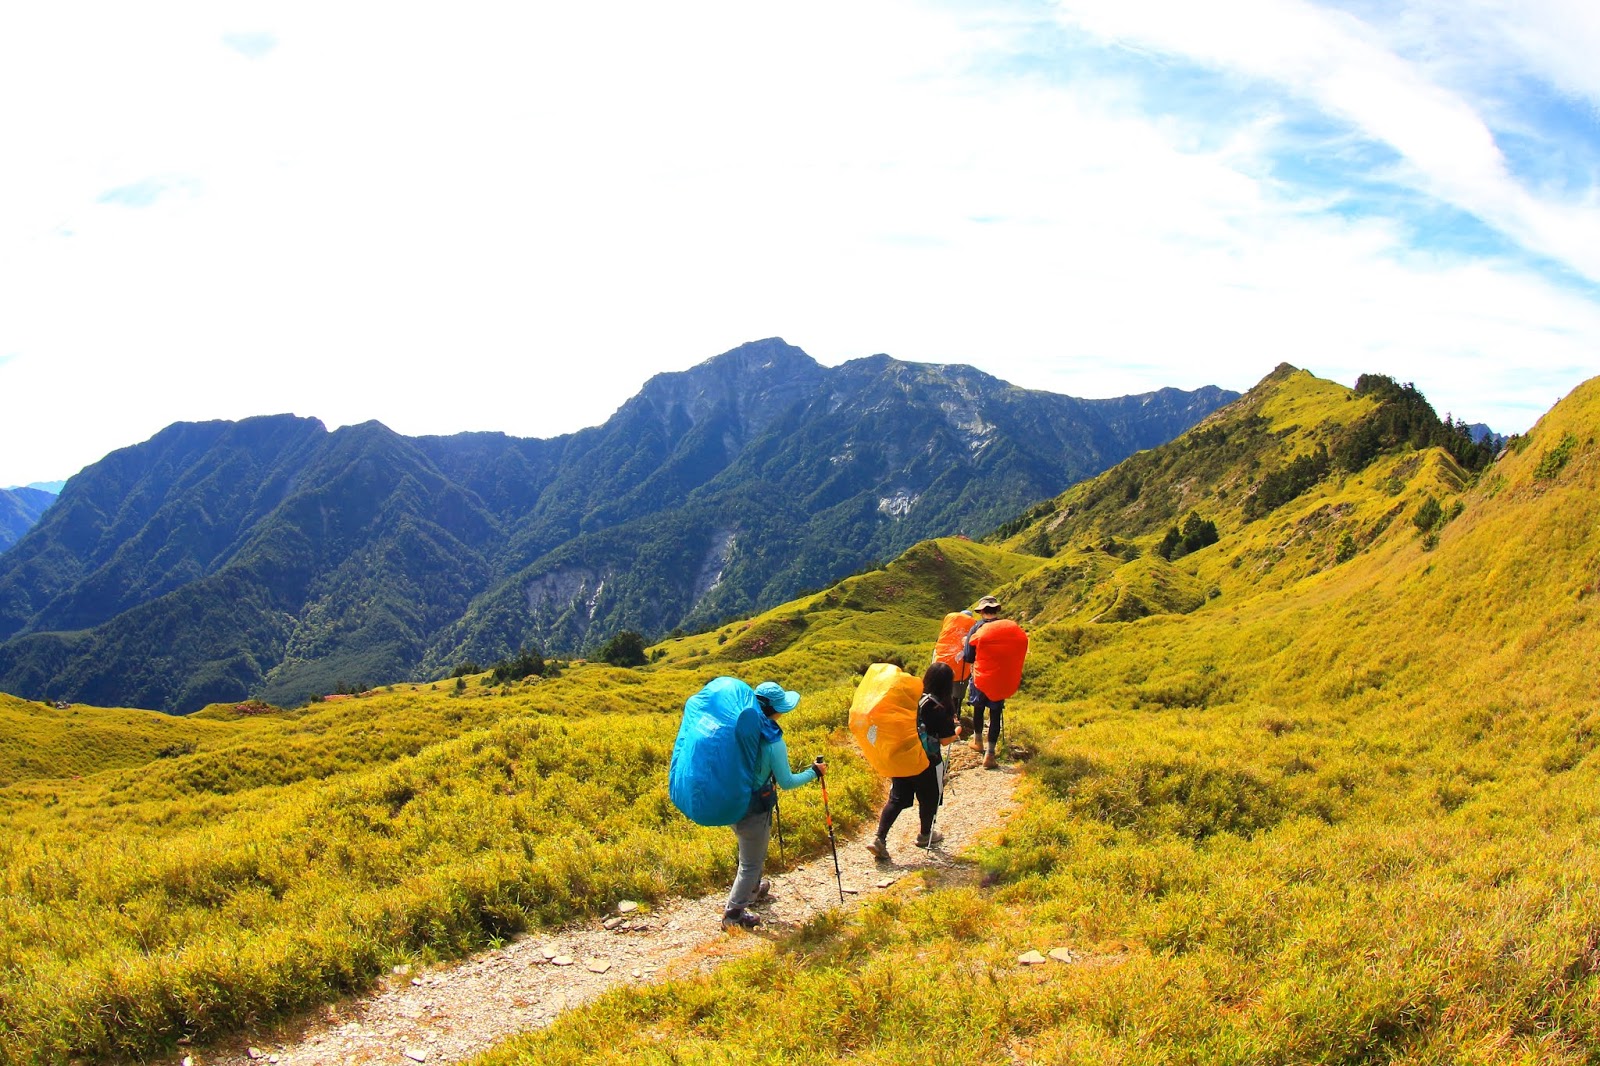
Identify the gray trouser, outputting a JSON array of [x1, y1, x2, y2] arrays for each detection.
[[726, 808, 771, 911]]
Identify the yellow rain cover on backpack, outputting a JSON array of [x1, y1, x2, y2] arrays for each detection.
[[849, 663, 929, 778]]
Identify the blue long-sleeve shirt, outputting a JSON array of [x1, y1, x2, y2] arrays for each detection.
[[757, 733, 817, 789]]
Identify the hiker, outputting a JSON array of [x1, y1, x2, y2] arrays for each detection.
[[722, 681, 826, 931], [866, 661, 960, 862], [963, 595, 1029, 769], [931, 607, 979, 710]]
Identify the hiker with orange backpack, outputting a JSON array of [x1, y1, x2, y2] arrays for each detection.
[[962, 595, 1029, 768], [931, 607, 979, 709]]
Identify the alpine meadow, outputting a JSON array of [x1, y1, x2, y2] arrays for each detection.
[[2, 364, 1598, 1065]]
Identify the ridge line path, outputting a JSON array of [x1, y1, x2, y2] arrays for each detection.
[[167, 748, 1020, 1066]]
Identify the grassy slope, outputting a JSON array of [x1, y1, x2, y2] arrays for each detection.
[[0, 693, 254, 788], [0, 538, 1036, 1063], [3, 372, 1596, 1064], [473, 376, 1600, 1065]]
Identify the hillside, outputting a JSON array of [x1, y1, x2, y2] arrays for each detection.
[[0, 487, 53, 554], [476, 375, 1598, 1064], [0, 339, 1234, 712], [0, 366, 1593, 1064], [0, 692, 253, 787]]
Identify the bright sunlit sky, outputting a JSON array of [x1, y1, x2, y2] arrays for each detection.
[[3, 1, 1598, 488]]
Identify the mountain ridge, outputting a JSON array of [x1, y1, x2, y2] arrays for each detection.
[[0, 487, 55, 555], [0, 339, 1237, 711]]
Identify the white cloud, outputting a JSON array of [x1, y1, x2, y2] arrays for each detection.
[[0, 1, 1595, 486], [1051, 0, 1600, 279]]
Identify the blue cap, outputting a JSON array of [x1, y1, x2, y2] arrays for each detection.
[[754, 681, 800, 713]]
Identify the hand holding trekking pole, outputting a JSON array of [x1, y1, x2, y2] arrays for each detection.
[[816, 756, 844, 903]]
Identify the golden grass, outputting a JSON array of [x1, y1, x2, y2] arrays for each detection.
[[473, 377, 1600, 1065], [0, 694, 253, 788], [5, 373, 1599, 1064]]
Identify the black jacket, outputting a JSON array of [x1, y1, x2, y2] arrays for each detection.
[[918, 693, 959, 767]]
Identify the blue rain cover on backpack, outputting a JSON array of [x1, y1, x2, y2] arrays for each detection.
[[668, 677, 765, 826]]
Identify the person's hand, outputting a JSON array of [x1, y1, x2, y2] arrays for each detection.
[[811, 758, 826, 779]]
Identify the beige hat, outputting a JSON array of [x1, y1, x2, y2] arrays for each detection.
[[976, 595, 1001, 610]]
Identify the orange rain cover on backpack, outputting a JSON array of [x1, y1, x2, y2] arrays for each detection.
[[932, 610, 978, 682], [970, 618, 1029, 701], [849, 663, 929, 778]]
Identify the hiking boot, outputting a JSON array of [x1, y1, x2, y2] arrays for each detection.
[[983, 744, 998, 769], [721, 908, 761, 931], [866, 836, 891, 862], [753, 878, 772, 903], [915, 829, 944, 848], [968, 734, 983, 752]]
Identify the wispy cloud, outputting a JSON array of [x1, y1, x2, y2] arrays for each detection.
[[221, 32, 277, 60], [97, 177, 195, 209], [1052, 0, 1600, 283]]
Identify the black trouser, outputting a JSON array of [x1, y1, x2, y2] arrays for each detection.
[[970, 685, 1005, 746], [877, 762, 941, 838]]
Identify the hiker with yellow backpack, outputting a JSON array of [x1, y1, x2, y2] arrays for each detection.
[[850, 661, 961, 863]]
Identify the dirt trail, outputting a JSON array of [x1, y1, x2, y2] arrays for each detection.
[[167, 747, 1020, 1066]]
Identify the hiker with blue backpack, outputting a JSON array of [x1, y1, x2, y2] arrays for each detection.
[[667, 677, 825, 931], [865, 661, 960, 863]]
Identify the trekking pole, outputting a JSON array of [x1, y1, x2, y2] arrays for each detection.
[[925, 751, 946, 855], [773, 787, 785, 865], [816, 757, 844, 903]]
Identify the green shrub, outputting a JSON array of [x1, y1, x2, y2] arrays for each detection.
[[1534, 433, 1578, 480], [597, 632, 647, 668]]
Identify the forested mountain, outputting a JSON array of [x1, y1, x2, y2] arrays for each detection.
[[0, 338, 1235, 712], [0, 487, 54, 554]]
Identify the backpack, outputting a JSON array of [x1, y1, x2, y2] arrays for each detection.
[[849, 663, 929, 778], [970, 618, 1029, 701], [668, 677, 769, 826], [932, 610, 978, 682]]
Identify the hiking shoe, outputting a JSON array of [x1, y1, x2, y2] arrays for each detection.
[[968, 735, 983, 752], [983, 748, 999, 769], [721, 908, 760, 931], [866, 836, 891, 862], [915, 830, 944, 848], [753, 878, 772, 903]]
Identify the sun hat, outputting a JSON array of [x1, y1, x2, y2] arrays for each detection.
[[754, 681, 800, 713], [976, 595, 1001, 610]]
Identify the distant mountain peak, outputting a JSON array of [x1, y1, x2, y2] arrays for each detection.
[[690, 337, 815, 373]]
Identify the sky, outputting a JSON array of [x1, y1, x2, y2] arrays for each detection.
[[3, 1, 1598, 488]]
